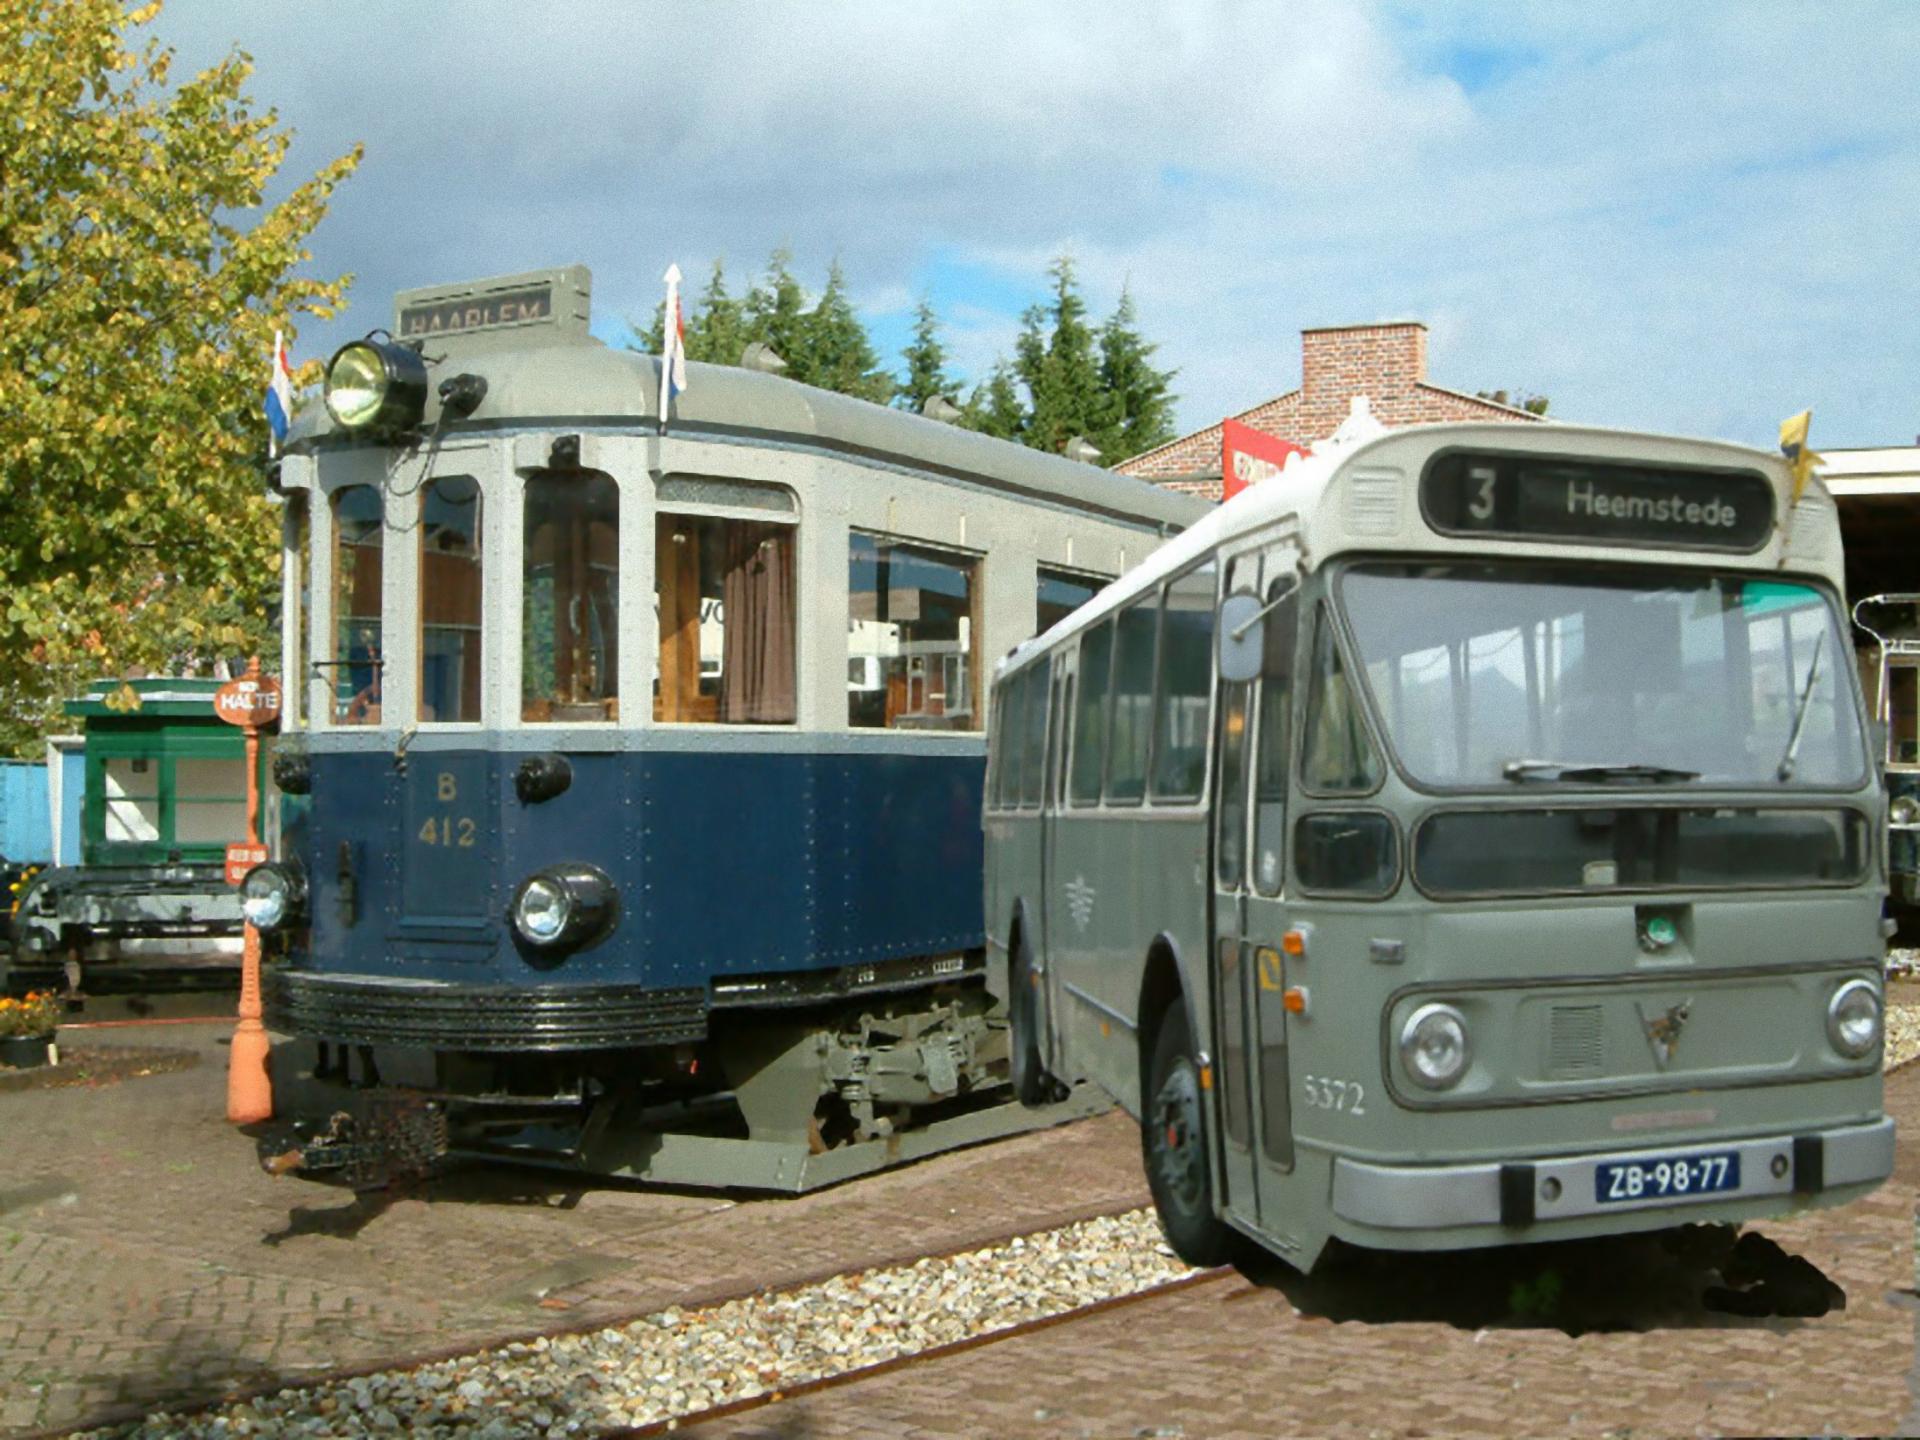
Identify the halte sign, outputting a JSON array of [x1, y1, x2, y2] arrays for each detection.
[[214, 674, 282, 728], [1421, 453, 1775, 552]]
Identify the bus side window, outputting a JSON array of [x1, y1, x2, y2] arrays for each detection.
[[994, 671, 1025, 808], [1070, 620, 1114, 805], [1150, 561, 1216, 803], [1302, 603, 1383, 794], [1106, 593, 1161, 804], [1253, 579, 1300, 895], [1020, 664, 1048, 809]]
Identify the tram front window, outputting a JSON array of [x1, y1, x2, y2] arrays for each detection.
[[420, 475, 482, 723], [523, 471, 619, 723], [331, 485, 384, 726], [1340, 563, 1867, 790]]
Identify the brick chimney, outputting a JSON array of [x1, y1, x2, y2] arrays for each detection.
[[1300, 321, 1428, 405]]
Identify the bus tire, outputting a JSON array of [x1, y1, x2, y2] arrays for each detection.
[[1008, 929, 1054, 1108], [1143, 997, 1235, 1268]]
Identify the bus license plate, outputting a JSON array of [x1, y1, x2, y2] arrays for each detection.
[[1595, 1151, 1740, 1204]]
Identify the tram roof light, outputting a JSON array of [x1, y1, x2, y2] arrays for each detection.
[[324, 338, 428, 435]]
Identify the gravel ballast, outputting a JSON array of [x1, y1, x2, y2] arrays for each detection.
[[78, 1210, 1194, 1439]]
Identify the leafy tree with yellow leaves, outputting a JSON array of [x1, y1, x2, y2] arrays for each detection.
[[0, 0, 360, 754]]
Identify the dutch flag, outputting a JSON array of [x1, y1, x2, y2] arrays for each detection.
[[263, 330, 294, 456], [658, 263, 688, 432]]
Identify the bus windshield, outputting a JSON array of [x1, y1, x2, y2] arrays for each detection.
[[1338, 561, 1867, 791]]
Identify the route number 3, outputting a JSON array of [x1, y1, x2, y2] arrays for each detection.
[[1467, 464, 1497, 522], [1300, 1073, 1366, 1116]]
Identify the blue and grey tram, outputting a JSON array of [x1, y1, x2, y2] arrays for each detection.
[[251, 265, 1206, 1190]]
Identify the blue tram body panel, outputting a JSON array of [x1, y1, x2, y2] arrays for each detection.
[[298, 747, 986, 994]]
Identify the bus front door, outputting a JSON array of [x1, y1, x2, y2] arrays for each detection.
[[1209, 673, 1261, 1224]]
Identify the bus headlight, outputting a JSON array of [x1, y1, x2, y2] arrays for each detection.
[[510, 865, 616, 953], [1892, 795, 1920, 827], [324, 339, 428, 434], [1400, 1003, 1471, 1090], [1827, 979, 1882, 1059], [240, 863, 305, 932]]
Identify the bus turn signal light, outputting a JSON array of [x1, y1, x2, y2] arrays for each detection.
[[1283, 986, 1309, 1015], [1281, 929, 1309, 958]]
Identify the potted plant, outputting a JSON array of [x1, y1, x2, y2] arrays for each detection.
[[0, 990, 60, 1069]]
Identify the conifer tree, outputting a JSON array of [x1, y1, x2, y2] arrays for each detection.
[[1018, 256, 1118, 459], [803, 261, 893, 403], [742, 247, 813, 373], [1096, 285, 1178, 462], [963, 360, 1028, 442], [894, 298, 955, 412]]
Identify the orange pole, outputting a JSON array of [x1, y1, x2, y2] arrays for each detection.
[[227, 657, 273, 1124]]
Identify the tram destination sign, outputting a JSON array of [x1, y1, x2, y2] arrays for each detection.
[[1421, 452, 1775, 552], [399, 283, 553, 339]]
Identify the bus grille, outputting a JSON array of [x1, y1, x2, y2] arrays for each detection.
[[1548, 1003, 1606, 1077]]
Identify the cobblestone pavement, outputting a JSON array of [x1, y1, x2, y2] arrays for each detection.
[[0, 1022, 1146, 1438], [699, 1067, 1920, 1440]]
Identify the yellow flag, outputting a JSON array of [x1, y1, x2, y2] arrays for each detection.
[[1778, 409, 1822, 502]]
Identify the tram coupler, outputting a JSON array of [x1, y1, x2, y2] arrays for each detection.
[[257, 1093, 451, 1189]]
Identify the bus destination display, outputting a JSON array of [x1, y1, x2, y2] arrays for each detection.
[[1421, 453, 1775, 552]]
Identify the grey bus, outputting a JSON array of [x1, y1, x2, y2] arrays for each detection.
[[985, 418, 1893, 1269]]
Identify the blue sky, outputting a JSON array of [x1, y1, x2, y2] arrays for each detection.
[[153, 1, 1920, 452]]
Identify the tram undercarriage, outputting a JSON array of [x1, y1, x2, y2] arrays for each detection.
[[258, 973, 1105, 1192]]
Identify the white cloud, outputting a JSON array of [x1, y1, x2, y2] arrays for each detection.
[[151, 0, 1920, 449]]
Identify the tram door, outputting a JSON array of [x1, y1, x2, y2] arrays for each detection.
[[1210, 551, 1299, 1229]]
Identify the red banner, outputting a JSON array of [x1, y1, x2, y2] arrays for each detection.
[[1222, 418, 1307, 501]]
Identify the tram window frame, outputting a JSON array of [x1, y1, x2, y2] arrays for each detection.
[[848, 532, 983, 732], [417, 474, 484, 725], [284, 492, 310, 726], [1148, 560, 1217, 805], [653, 509, 798, 726], [1069, 618, 1115, 806], [521, 469, 620, 725], [1105, 590, 1162, 806], [329, 483, 386, 728]]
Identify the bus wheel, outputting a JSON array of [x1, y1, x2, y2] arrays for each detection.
[[1143, 998, 1235, 1268], [1008, 930, 1054, 1108]]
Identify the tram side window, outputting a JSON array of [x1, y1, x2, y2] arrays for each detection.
[[1106, 593, 1160, 804], [655, 514, 797, 724], [286, 493, 309, 725], [1020, 666, 1049, 808], [1037, 567, 1105, 637], [1301, 603, 1383, 793], [523, 472, 619, 723], [420, 475, 482, 723], [848, 534, 980, 730], [1070, 619, 1114, 804], [1150, 562, 1216, 802], [331, 485, 385, 726]]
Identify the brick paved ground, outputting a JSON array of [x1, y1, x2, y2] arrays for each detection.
[[0, 1022, 1146, 1437], [701, 1068, 1920, 1440]]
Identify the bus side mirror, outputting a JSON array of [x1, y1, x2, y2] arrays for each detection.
[[1218, 592, 1265, 683]]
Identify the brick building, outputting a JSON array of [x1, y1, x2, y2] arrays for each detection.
[[1116, 320, 1545, 500]]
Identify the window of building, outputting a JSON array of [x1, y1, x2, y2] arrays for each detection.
[[419, 475, 482, 723], [171, 756, 248, 845], [1037, 567, 1106, 636], [848, 534, 979, 730], [522, 471, 619, 723], [331, 485, 384, 726], [101, 756, 161, 843], [1150, 562, 1216, 802], [1069, 619, 1113, 804], [1105, 594, 1160, 803], [654, 514, 796, 723]]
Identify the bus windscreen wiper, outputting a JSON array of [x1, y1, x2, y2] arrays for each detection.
[[1502, 759, 1701, 784], [1775, 628, 1826, 783]]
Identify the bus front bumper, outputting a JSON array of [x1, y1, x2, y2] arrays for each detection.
[[1331, 1117, 1894, 1230]]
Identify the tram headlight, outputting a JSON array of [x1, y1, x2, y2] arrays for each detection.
[[1827, 979, 1882, 1060], [510, 864, 617, 954], [324, 339, 428, 434], [240, 863, 305, 932], [1400, 1003, 1472, 1090]]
